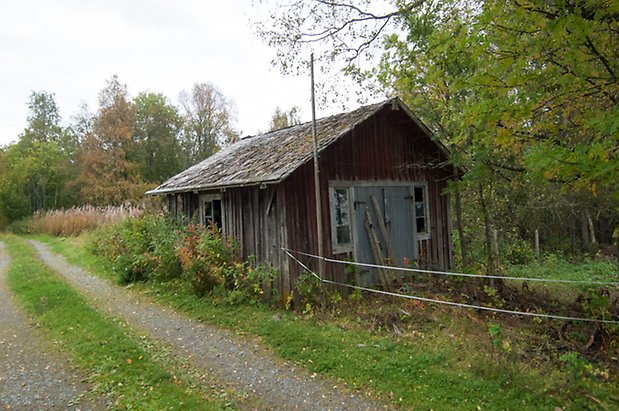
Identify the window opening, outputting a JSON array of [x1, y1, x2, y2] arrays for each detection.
[[202, 197, 222, 229], [331, 187, 352, 252], [413, 186, 428, 235]]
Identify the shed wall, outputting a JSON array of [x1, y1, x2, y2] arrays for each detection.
[[281, 107, 453, 292], [166, 106, 454, 302]]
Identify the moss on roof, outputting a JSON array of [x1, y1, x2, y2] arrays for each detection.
[[147, 99, 393, 194]]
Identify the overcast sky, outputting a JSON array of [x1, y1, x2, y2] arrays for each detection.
[[0, 0, 360, 146]]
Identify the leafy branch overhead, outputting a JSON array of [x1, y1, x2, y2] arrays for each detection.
[[257, 0, 618, 191]]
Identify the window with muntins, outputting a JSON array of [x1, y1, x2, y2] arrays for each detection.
[[413, 186, 428, 236], [331, 187, 352, 252], [200, 195, 223, 229]]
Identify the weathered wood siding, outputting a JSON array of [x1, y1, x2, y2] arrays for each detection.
[[280, 106, 453, 293], [167, 105, 454, 301], [221, 185, 287, 297]]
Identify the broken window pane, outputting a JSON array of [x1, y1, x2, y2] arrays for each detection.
[[336, 225, 351, 244], [414, 186, 427, 234], [332, 187, 352, 248]]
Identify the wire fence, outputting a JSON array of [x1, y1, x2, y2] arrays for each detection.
[[282, 248, 619, 325], [284, 248, 619, 286]]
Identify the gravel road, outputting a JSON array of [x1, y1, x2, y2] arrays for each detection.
[[30, 240, 386, 410], [0, 242, 108, 410]]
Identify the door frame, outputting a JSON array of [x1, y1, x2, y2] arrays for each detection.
[[328, 179, 429, 263]]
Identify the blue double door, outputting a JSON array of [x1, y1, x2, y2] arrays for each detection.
[[351, 186, 416, 286]]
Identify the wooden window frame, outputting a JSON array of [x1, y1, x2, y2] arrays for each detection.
[[412, 184, 430, 240], [329, 185, 354, 254], [199, 193, 223, 230]]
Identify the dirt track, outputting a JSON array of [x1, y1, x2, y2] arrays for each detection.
[[0, 242, 108, 410], [29, 240, 385, 410]]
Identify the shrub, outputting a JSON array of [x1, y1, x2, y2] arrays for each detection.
[[294, 271, 323, 309], [227, 260, 278, 305], [175, 224, 238, 296], [501, 237, 535, 265], [90, 214, 282, 304], [90, 214, 182, 284]]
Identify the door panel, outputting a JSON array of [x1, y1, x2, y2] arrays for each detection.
[[352, 186, 416, 286]]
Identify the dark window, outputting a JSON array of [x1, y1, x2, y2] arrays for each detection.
[[332, 187, 352, 250], [413, 186, 428, 234], [203, 199, 222, 229]]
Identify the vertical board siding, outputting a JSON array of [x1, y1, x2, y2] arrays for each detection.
[[172, 107, 454, 300], [282, 108, 454, 292]]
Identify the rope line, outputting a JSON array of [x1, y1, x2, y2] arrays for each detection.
[[282, 248, 619, 286], [282, 249, 619, 324]]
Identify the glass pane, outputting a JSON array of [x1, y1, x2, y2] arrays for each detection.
[[336, 225, 351, 244], [415, 202, 425, 217], [204, 202, 213, 219], [333, 188, 351, 246], [416, 217, 426, 233], [212, 200, 222, 228], [414, 186, 424, 202]]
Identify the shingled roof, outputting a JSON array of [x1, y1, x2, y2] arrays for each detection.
[[146, 98, 430, 195]]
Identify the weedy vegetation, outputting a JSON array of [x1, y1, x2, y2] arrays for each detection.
[[3, 234, 236, 410], [32, 214, 619, 410]]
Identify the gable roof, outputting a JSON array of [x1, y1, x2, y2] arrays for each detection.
[[146, 98, 444, 195]]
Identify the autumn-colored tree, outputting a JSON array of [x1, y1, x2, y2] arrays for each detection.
[[269, 106, 301, 131], [78, 75, 149, 205], [179, 82, 238, 165]]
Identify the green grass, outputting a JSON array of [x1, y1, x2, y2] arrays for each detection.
[[36, 234, 619, 410], [3, 234, 233, 410], [504, 253, 619, 305], [505, 253, 617, 284]]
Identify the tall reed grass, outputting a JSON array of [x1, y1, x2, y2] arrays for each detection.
[[27, 205, 144, 236]]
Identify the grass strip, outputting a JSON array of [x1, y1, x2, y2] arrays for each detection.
[[4, 235, 230, 410], [39, 233, 619, 410]]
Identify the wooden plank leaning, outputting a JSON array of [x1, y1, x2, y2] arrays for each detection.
[[364, 207, 390, 288], [369, 194, 403, 286]]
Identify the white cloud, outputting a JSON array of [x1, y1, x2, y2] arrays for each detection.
[[0, 0, 326, 145]]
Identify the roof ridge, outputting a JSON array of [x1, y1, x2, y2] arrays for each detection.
[[241, 98, 393, 141], [146, 97, 415, 195]]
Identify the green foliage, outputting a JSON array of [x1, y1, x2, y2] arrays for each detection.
[[559, 351, 593, 381], [227, 259, 278, 305], [580, 287, 612, 320], [175, 223, 236, 296], [269, 106, 301, 131], [0, 91, 79, 226], [502, 237, 536, 265], [179, 82, 239, 165], [505, 254, 617, 284], [90, 215, 275, 304], [91, 215, 183, 284], [294, 271, 323, 309], [133, 92, 184, 182]]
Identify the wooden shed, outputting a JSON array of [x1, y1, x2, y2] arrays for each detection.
[[147, 98, 456, 299]]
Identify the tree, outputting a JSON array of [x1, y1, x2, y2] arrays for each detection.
[[0, 91, 79, 217], [269, 106, 301, 131], [179, 83, 238, 165], [133, 92, 184, 182], [257, 0, 618, 261], [0, 144, 31, 225], [78, 75, 148, 205]]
